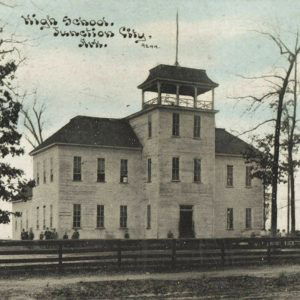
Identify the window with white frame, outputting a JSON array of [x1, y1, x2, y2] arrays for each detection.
[[172, 157, 180, 181], [246, 208, 252, 229], [194, 115, 201, 138], [246, 166, 252, 187], [194, 158, 201, 182], [172, 113, 180, 136], [227, 165, 233, 187], [97, 158, 105, 182], [120, 159, 128, 183], [97, 205, 104, 228], [120, 205, 127, 228], [227, 208, 233, 230], [73, 156, 82, 181], [73, 204, 81, 228]]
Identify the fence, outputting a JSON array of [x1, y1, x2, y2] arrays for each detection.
[[0, 237, 300, 273]]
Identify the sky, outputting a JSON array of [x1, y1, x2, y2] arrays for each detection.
[[0, 0, 300, 238]]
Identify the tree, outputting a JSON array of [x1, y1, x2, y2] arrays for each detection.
[[21, 90, 46, 148], [234, 31, 300, 235], [281, 61, 300, 234], [0, 28, 34, 224], [244, 134, 285, 230]]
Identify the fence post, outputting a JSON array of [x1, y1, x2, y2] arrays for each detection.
[[58, 242, 63, 273], [220, 240, 225, 267], [171, 239, 176, 268], [117, 240, 122, 267]]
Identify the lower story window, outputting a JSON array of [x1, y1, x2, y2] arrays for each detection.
[[120, 205, 127, 228], [246, 208, 252, 229], [227, 208, 233, 230], [73, 204, 81, 228], [97, 205, 104, 228], [147, 204, 151, 229]]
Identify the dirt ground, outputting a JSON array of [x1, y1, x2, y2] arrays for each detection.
[[1, 264, 300, 299]]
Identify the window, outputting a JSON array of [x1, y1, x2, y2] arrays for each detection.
[[194, 115, 201, 138], [194, 159, 201, 182], [147, 158, 152, 182], [26, 210, 28, 230], [172, 157, 180, 181], [43, 205, 46, 229], [246, 208, 252, 229], [73, 204, 81, 228], [148, 115, 152, 138], [120, 159, 128, 183], [43, 160, 46, 183], [97, 158, 105, 182], [172, 113, 180, 136], [97, 205, 104, 228], [147, 204, 151, 229], [15, 219, 17, 231], [245, 166, 252, 187], [21, 218, 23, 231], [50, 158, 54, 182], [73, 156, 82, 181], [50, 204, 53, 228], [227, 165, 233, 187], [120, 205, 127, 228], [227, 208, 234, 230], [36, 162, 40, 186], [36, 207, 39, 230]]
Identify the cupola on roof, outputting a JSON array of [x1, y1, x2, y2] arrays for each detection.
[[138, 64, 218, 96]]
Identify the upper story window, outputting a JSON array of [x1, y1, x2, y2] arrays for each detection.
[[97, 158, 105, 182], [227, 208, 234, 230], [147, 158, 152, 182], [227, 165, 233, 187], [50, 158, 54, 182], [36, 162, 40, 186], [97, 205, 104, 228], [148, 115, 152, 138], [172, 113, 180, 136], [245, 208, 252, 229], [172, 157, 180, 181], [120, 205, 127, 228], [43, 160, 46, 184], [73, 156, 82, 181], [194, 115, 201, 138], [120, 159, 128, 183], [73, 204, 81, 228], [194, 159, 201, 182], [245, 166, 252, 187]]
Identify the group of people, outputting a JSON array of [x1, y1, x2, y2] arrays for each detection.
[[20, 228, 34, 240], [20, 228, 80, 240], [39, 228, 58, 240]]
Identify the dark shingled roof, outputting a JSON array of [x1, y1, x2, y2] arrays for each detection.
[[30, 116, 142, 155], [138, 64, 218, 92], [215, 128, 251, 155], [30, 115, 250, 157]]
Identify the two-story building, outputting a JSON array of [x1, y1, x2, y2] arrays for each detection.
[[12, 64, 264, 239]]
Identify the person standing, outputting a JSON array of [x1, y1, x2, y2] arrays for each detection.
[[28, 228, 34, 240]]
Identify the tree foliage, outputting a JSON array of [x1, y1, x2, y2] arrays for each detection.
[[0, 30, 34, 224]]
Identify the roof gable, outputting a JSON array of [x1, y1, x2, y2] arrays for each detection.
[[30, 116, 142, 155], [215, 128, 251, 156]]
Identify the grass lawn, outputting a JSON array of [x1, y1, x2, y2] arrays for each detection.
[[27, 272, 300, 299]]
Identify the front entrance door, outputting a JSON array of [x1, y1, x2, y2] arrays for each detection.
[[179, 205, 194, 238]]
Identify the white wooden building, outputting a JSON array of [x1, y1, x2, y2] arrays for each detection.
[[12, 64, 264, 239]]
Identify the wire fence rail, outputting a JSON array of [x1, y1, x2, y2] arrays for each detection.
[[0, 237, 300, 273]]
